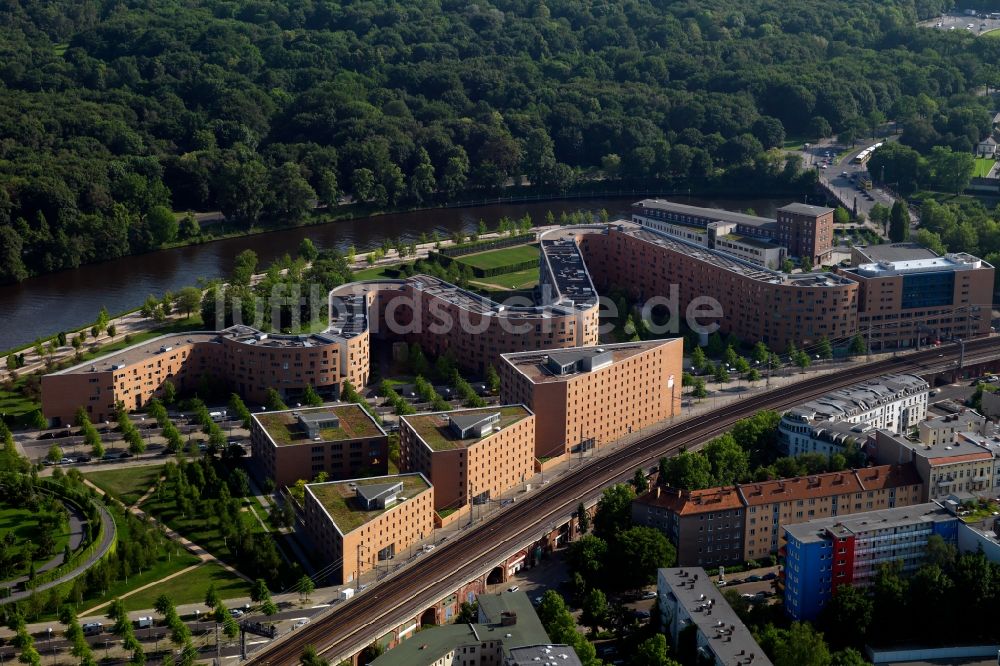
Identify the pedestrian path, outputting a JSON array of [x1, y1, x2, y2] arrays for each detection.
[[77, 563, 204, 617]]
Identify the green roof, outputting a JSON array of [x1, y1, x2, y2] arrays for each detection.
[[307, 474, 430, 534], [256, 404, 382, 446], [402, 405, 531, 451], [371, 591, 551, 666], [722, 233, 778, 249]]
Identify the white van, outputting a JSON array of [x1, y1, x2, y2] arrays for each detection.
[[135, 617, 153, 629]]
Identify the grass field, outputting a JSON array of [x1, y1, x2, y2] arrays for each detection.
[[120, 562, 249, 612], [469, 267, 540, 292], [457, 244, 539, 271], [85, 466, 163, 506], [0, 380, 40, 420], [974, 157, 996, 177]]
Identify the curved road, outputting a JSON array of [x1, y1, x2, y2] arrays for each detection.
[[3, 500, 116, 604], [248, 337, 1000, 665]]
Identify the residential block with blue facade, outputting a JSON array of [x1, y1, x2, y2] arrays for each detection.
[[783, 502, 958, 620]]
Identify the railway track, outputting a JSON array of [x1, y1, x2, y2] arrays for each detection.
[[249, 338, 1000, 664]]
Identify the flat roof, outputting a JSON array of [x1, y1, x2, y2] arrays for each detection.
[[853, 243, 938, 263], [617, 222, 856, 287], [721, 233, 780, 250], [501, 339, 680, 384], [660, 567, 774, 666], [51, 325, 343, 376], [254, 404, 384, 446], [846, 252, 990, 278], [507, 645, 582, 666], [920, 410, 985, 431], [881, 430, 995, 463], [784, 502, 952, 544], [307, 473, 430, 535], [401, 405, 531, 451], [778, 202, 834, 216], [634, 199, 775, 228], [371, 591, 550, 666]]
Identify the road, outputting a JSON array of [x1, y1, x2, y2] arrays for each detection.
[[804, 138, 901, 222], [246, 337, 1000, 665]]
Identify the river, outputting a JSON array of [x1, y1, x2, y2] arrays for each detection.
[[0, 195, 788, 351]]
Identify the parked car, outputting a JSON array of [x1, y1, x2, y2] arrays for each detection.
[[729, 578, 745, 585], [293, 618, 309, 629], [82, 622, 104, 636], [507, 585, 519, 592], [75, 455, 91, 463], [59, 457, 74, 464], [746, 575, 762, 583], [641, 591, 657, 600], [762, 572, 778, 581], [229, 609, 244, 618]]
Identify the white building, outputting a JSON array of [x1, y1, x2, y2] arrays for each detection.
[[779, 374, 929, 457], [917, 410, 988, 446]]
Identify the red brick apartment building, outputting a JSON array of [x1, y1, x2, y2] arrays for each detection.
[[250, 404, 388, 487], [500, 339, 683, 459]]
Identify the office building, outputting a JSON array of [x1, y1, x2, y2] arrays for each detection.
[[632, 199, 834, 264], [580, 223, 858, 352], [838, 249, 994, 351], [41, 325, 355, 426], [303, 473, 434, 584], [778, 374, 928, 456], [784, 503, 958, 620], [250, 404, 388, 487], [871, 430, 997, 501], [500, 339, 682, 459], [633, 465, 924, 567], [399, 406, 535, 513], [658, 567, 773, 666]]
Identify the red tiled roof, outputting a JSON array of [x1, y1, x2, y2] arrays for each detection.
[[634, 486, 743, 515], [856, 463, 922, 490], [738, 470, 863, 506], [928, 452, 993, 466]]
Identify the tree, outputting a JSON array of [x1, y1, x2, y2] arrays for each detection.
[[713, 363, 730, 384], [889, 201, 911, 242], [610, 527, 676, 590], [302, 384, 323, 407], [772, 622, 831, 666], [297, 575, 315, 602], [633, 634, 681, 666], [106, 323, 116, 340], [593, 484, 635, 540], [915, 229, 946, 255], [830, 648, 868, 666], [691, 377, 708, 400], [298, 238, 319, 262], [266, 388, 288, 411], [47, 444, 62, 463], [580, 588, 608, 636], [455, 601, 478, 624], [163, 380, 177, 404], [179, 212, 200, 239], [848, 334, 866, 356], [819, 584, 872, 649], [833, 206, 850, 225], [633, 468, 649, 492], [147, 206, 179, 246], [703, 434, 750, 485], [817, 336, 833, 360], [690, 346, 707, 372], [204, 583, 221, 609], [485, 364, 500, 394], [577, 502, 589, 534], [661, 451, 712, 490], [300, 646, 329, 666], [176, 287, 202, 319], [535, 591, 578, 643], [568, 535, 608, 587]]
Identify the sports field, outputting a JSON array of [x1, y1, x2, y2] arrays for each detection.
[[456, 244, 539, 270], [973, 157, 996, 178]]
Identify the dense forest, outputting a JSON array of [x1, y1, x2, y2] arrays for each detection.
[[3, 0, 996, 283]]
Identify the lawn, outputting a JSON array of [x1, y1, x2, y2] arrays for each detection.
[[85, 465, 163, 506], [404, 405, 531, 451], [141, 493, 268, 573], [0, 503, 72, 580], [973, 157, 996, 178], [120, 562, 249, 612], [353, 262, 410, 281], [0, 379, 40, 420], [470, 267, 540, 292], [456, 244, 539, 271], [308, 474, 431, 533]]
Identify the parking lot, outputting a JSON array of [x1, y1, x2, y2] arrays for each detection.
[[920, 11, 1000, 36]]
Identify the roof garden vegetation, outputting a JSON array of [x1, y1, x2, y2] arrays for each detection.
[[309, 474, 430, 533], [404, 405, 530, 451], [257, 405, 381, 446]]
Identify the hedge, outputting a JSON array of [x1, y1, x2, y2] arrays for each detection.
[[435, 233, 535, 258]]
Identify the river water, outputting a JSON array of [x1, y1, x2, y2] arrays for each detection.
[[0, 195, 787, 350]]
